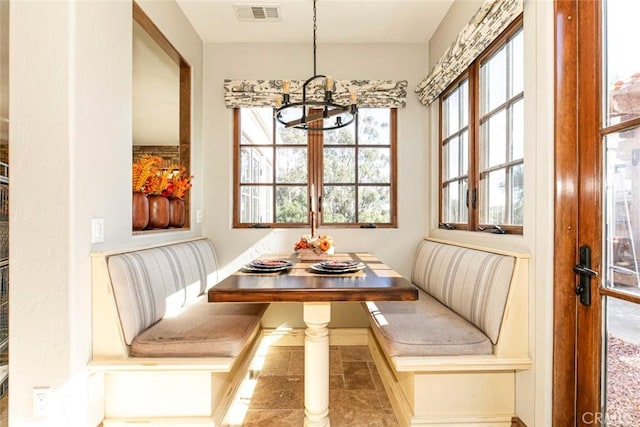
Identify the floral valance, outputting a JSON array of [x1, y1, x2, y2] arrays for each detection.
[[224, 79, 408, 109], [415, 0, 523, 106]]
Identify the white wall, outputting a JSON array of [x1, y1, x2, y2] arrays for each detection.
[[9, 1, 203, 425], [425, 1, 555, 426], [202, 42, 429, 327]]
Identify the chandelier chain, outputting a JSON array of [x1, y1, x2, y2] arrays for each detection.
[[313, 0, 317, 76], [274, 0, 357, 131]]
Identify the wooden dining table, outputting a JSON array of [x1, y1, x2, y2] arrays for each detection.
[[208, 252, 418, 427]]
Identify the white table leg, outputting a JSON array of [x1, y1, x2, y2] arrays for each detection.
[[303, 302, 331, 427]]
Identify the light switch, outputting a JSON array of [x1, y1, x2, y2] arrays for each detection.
[[91, 218, 104, 243], [196, 210, 203, 224]]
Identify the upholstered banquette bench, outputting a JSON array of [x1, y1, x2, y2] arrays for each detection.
[[88, 238, 267, 427], [363, 238, 531, 427]]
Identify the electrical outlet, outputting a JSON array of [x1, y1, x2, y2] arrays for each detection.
[[33, 387, 51, 416]]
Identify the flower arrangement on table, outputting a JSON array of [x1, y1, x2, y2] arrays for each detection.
[[294, 234, 334, 255]]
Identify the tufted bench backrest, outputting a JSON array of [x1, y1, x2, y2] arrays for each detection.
[[411, 239, 515, 344], [106, 238, 218, 345]]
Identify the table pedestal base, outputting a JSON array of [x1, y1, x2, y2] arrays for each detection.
[[303, 302, 331, 427]]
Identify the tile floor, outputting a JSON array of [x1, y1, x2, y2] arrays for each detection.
[[0, 346, 397, 427], [224, 345, 398, 427]]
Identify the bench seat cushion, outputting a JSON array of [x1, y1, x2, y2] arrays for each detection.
[[365, 289, 492, 356], [130, 298, 268, 357], [108, 239, 219, 345], [411, 240, 515, 344]]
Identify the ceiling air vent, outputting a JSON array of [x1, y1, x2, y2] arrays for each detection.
[[233, 4, 282, 22]]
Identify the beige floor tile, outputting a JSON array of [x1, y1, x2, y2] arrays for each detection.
[[249, 376, 304, 410], [241, 409, 305, 426], [343, 361, 376, 390], [225, 344, 399, 426], [340, 345, 373, 362]]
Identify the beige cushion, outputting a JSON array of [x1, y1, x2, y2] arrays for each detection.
[[131, 297, 268, 357], [107, 239, 218, 345], [411, 240, 515, 344], [365, 290, 492, 357]]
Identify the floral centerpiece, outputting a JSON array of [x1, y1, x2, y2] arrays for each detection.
[[294, 234, 334, 260]]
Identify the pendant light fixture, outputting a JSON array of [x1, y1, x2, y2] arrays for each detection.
[[274, 0, 357, 131]]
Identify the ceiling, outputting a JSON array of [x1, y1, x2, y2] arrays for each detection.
[[176, 0, 455, 44]]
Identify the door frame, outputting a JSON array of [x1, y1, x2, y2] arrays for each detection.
[[553, 0, 603, 424]]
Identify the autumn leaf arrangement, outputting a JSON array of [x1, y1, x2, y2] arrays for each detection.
[[294, 234, 334, 254], [132, 154, 193, 199]]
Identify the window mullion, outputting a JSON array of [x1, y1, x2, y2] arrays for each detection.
[[469, 61, 480, 231], [354, 116, 360, 223], [272, 121, 277, 224], [505, 40, 513, 226]]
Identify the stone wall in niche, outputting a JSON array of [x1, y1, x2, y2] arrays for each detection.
[[0, 143, 7, 164], [133, 145, 180, 168]]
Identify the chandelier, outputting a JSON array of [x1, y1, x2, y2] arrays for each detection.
[[274, 0, 357, 131]]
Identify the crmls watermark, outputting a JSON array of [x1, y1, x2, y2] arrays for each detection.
[[582, 411, 637, 426]]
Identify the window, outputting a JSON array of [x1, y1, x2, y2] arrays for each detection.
[[439, 18, 523, 234], [234, 108, 397, 228]]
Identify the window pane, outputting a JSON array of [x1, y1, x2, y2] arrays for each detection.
[[240, 185, 272, 223], [461, 130, 469, 174], [443, 137, 459, 180], [359, 186, 390, 223], [276, 124, 307, 145], [604, 1, 640, 126], [604, 127, 640, 292], [241, 108, 273, 145], [482, 109, 507, 169], [442, 179, 468, 223], [511, 98, 524, 161], [442, 181, 456, 223], [275, 147, 307, 183], [460, 80, 469, 127], [324, 147, 355, 183], [323, 186, 356, 223], [481, 46, 507, 113], [358, 148, 390, 184], [240, 146, 272, 183], [358, 109, 390, 145], [481, 169, 506, 224], [275, 186, 307, 223], [324, 125, 355, 146], [510, 164, 524, 225], [510, 30, 524, 97], [444, 90, 459, 137]]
